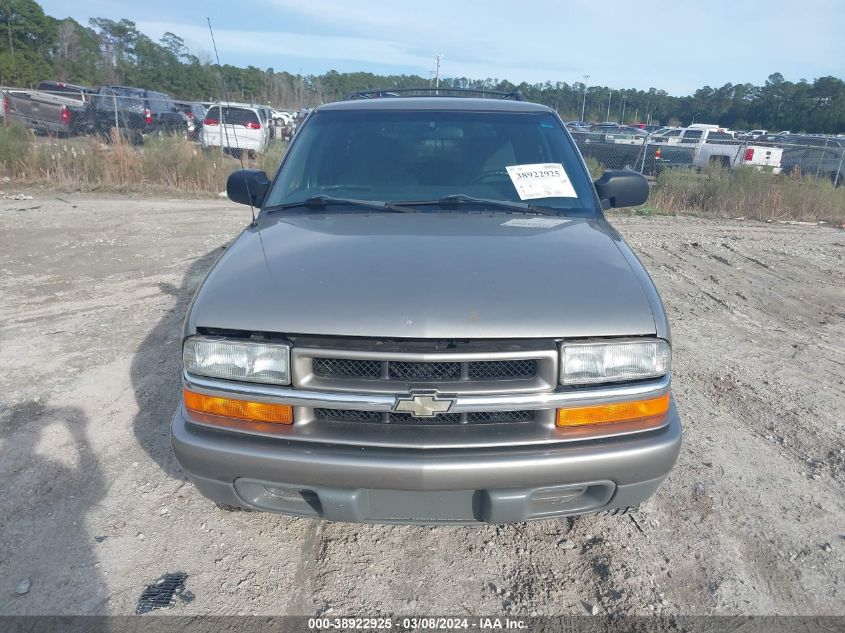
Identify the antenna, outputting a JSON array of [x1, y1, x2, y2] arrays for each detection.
[[207, 17, 256, 226]]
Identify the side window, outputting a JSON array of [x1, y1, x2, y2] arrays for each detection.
[[681, 130, 703, 143], [205, 106, 220, 121], [665, 129, 681, 137], [96, 88, 115, 109], [149, 93, 171, 114]]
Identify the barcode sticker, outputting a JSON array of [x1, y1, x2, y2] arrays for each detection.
[[505, 163, 577, 200]]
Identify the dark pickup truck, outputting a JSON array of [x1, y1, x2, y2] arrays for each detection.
[[570, 130, 694, 175], [91, 86, 188, 142], [775, 135, 845, 187], [4, 81, 97, 136]]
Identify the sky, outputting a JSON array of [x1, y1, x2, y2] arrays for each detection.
[[39, 0, 845, 96]]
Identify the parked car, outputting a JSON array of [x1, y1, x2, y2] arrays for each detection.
[[201, 103, 270, 158], [653, 127, 782, 172], [570, 128, 694, 174], [172, 91, 681, 523], [738, 129, 767, 140], [778, 135, 844, 186], [254, 105, 277, 140], [4, 81, 97, 136], [272, 109, 294, 126], [91, 87, 188, 143], [683, 128, 782, 172], [175, 101, 207, 141]]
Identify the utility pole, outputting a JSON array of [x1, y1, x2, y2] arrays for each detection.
[[621, 96, 627, 125], [434, 53, 444, 92], [580, 74, 590, 123], [606, 90, 613, 122]]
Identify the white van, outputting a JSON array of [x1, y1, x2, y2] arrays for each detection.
[[202, 104, 270, 157]]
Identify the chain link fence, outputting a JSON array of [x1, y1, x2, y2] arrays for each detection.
[[0, 84, 296, 152], [2, 83, 842, 190], [568, 124, 844, 187]]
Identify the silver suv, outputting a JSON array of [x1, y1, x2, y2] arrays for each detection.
[[171, 91, 681, 524]]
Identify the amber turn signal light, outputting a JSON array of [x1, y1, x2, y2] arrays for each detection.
[[556, 392, 670, 427], [183, 388, 293, 424]]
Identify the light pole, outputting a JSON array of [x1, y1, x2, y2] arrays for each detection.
[[580, 74, 590, 123], [691, 111, 702, 125], [621, 96, 627, 125], [606, 90, 613, 122], [434, 53, 444, 92]]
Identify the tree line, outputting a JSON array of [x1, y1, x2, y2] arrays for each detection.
[[2, 0, 844, 133]]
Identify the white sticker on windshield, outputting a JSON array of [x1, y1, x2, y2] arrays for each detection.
[[502, 218, 569, 228], [505, 163, 577, 200]]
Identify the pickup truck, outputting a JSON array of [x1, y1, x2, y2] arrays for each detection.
[[659, 128, 783, 172], [171, 91, 681, 524], [570, 129, 694, 175], [91, 86, 188, 143], [776, 134, 845, 187], [4, 81, 96, 136]]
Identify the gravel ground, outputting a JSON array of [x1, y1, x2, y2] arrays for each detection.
[[0, 192, 843, 616]]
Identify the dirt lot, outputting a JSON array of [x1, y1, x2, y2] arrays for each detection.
[[1, 192, 843, 617]]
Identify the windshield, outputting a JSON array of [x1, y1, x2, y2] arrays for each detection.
[[264, 109, 597, 215]]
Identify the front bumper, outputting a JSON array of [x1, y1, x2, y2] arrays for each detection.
[[171, 399, 682, 524]]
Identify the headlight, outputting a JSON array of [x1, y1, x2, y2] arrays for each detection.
[[560, 339, 670, 386], [183, 337, 291, 385]]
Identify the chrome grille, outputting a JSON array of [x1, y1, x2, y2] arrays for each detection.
[[310, 358, 538, 382], [313, 358, 381, 379], [314, 409, 383, 424], [313, 408, 535, 425], [389, 361, 461, 381], [467, 360, 536, 379]]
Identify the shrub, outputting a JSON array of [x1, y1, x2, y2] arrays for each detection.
[[649, 165, 845, 225]]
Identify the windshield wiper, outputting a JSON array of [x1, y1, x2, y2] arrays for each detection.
[[391, 194, 560, 216], [263, 195, 412, 214]]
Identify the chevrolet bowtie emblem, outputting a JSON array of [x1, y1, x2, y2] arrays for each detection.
[[392, 393, 455, 418]]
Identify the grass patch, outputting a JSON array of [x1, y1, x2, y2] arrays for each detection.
[[0, 123, 287, 195], [584, 157, 604, 180], [650, 164, 845, 224]]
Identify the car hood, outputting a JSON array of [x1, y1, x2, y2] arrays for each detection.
[[187, 212, 657, 339]]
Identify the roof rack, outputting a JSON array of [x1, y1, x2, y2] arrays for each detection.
[[344, 87, 525, 102]]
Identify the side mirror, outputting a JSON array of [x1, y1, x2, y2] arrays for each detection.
[[593, 170, 649, 209], [227, 169, 271, 207]]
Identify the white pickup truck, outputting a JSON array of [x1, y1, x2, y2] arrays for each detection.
[[656, 127, 782, 173]]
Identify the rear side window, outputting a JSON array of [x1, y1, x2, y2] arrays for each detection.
[[680, 130, 703, 142], [708, 132, 733, 141], [205, 107, 260, 126]]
